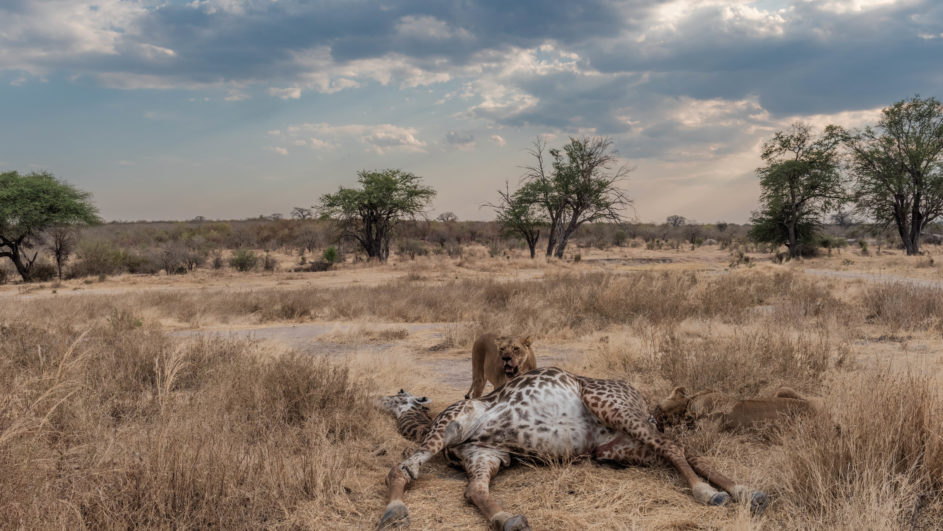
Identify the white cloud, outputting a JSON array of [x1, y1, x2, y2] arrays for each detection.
[[224, 89, 249, 101], [282, 122, 426, 154], [490, 134, 507, 147], [817, 0, 903, 15], [0, 0, 153, 73], [267, 86, 302, 99], [395, 15, 472, 41], [308, 137, 337, 150], [289, 46, 450, 93], [269, 146, 289, 155]]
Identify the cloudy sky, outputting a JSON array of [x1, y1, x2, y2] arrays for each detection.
[[1, 0, 941, 223]]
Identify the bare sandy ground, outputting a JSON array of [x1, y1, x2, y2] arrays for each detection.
[[173, 321, 583, 393]]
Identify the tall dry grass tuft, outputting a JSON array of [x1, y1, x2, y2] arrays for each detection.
[[0, 321, 380, 528], [772, 370, 943, 529], [861, 283, 943, 333], [651, 328, 842, 396], [595, 325, 845, 398]]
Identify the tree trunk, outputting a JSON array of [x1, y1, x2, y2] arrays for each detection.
[[544, 229, 556, 257], [526, 230, 539, 259], [786, 222, 798, 258], [891, 200, 916, 255], [553, 233, 570, 259], [1, 242, 35, 282], [553, 212, 583, 259], [544, 212, 562, 257], [908, 194, 924, 256]]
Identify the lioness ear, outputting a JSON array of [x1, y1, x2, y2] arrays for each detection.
[[669, 386, 688, 399], [521, 335, 533, 347], [418, 396, 430, 404]]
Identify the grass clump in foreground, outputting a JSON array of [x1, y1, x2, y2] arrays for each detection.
[[773, 371, 943, 528], [0, 320, 379, 529]]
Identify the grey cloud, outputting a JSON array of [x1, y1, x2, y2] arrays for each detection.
[[3, 0, 941, 153], [445, 130, 475, 145]]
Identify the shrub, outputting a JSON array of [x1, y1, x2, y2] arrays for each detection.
[[262, 253, 277, 272], [72, 239, 125, 277], [229, 249, 258, 272], [27, 262, 57, 282], [397, 239, 428, 260], [611, 230, 628, 247], [211, 250, 224, 269], [124, 251, 162, 275], [322, 245, 340, 264]]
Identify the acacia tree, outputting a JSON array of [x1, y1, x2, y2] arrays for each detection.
[[844, 96, 943, 255], [666, 215, 686, 227], [524, 136, 631, 258], [291, 206, 312, 220], [489, 182, 543, 258], [318, 169, 435, 262], [0, 171, 99, 281], [749, 123, 845, 258]]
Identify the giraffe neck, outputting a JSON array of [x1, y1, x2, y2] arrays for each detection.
[[396, 408, 433, 443]]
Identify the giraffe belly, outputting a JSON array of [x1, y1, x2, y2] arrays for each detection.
[[468, 386, 615, 458]]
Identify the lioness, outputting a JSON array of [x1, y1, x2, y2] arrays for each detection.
[[464, 333, 536, 399], [652, 386, 822, 432]]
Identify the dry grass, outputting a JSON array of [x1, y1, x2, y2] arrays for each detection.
[[3, 255, 943, 529], [0, 321, 384, 529], [773, 370, 943, 529], [860, 283, 943, 333]]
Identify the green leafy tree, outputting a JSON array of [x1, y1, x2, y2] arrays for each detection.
[[524, 136, 631, 258], [489, 182, 543, 258], [844, 96, 943, 255], [318, 169, 436, 262], [750, 123, 845, 258], [0, 171, 99, 281]]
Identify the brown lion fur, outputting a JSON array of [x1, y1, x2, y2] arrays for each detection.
[[464, 333, 537, 399], [652, 385, 823, 432]]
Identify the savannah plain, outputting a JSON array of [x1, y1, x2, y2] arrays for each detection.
[[3, 226, 943, 530]]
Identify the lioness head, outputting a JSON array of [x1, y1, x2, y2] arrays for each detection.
[[377, 389, 430, 418], [496, 335, 534, 379], [651, 386, 690, 432]]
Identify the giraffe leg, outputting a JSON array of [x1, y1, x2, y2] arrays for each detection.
[[687, 456, 769, 514], [457, 447, 529, 531], [379, 400, 483, 529], [592, 433, 661, 466], [578, 378, 730, 506]]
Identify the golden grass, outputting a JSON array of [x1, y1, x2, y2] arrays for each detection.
[[3, 254, 943, 529], [0, 321, 384, 529]]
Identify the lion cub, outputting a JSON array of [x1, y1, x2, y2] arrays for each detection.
[[464, 333, 537, 399]]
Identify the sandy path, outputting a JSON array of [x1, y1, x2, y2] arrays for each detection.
[[803, 268, 943, 288], [172, 321, 580, 391]]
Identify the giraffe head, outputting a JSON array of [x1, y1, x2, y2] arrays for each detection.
[[377, 389, 431, 418], [496, 335, 534, 379]]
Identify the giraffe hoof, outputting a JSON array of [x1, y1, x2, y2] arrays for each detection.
[[378, 502, 409, 529], [503, 514, 530, 531], [750, 491, 769, 515], [708, 492, 730, 506]]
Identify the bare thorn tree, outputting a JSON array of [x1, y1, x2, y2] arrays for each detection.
[[524, 136, 632, 258]]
